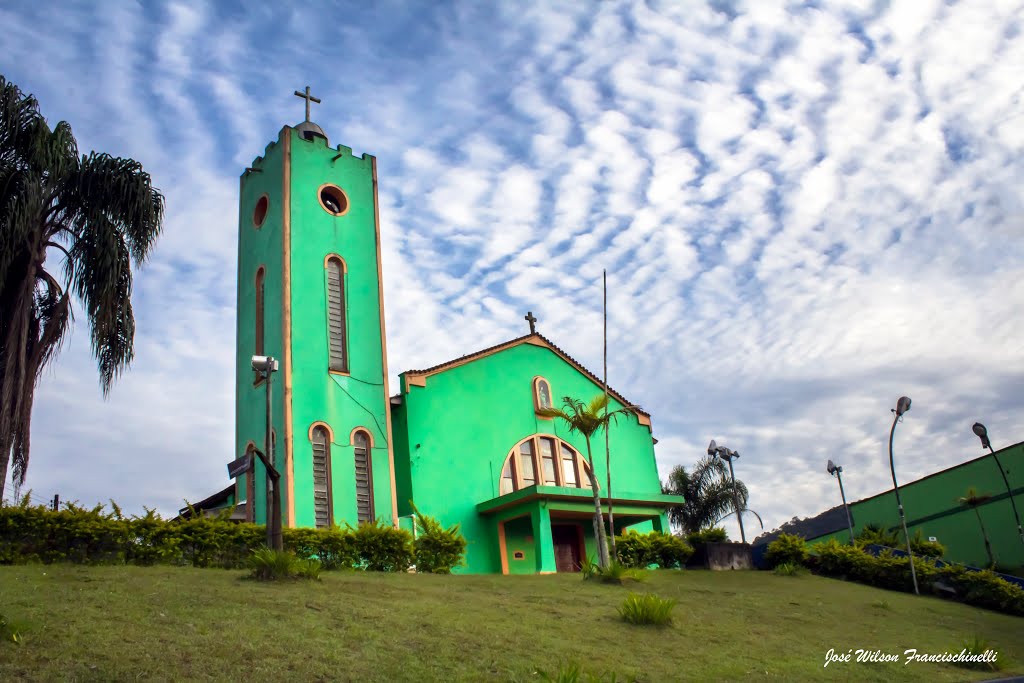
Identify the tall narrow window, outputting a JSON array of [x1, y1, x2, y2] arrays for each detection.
[[539, 437, 558, 485], [519, 440, 537, 487], [353, 430, 374, 524], [326, 258, 348, 372], [254, 268, 265, 383], [311, 426, 333, 529], [561, 444, 580, 488]]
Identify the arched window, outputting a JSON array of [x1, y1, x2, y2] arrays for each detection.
[[353, 430, 374, 523], [310, 425, 333, 529], [533, 377, 553, 412], [325, 257, 348, 373], [254, 267, 265, 383], [499, 435, 593, 495]]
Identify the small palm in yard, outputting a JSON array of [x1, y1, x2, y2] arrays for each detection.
[[617, 592, 676, 626], [958, 488, 996, 567], [662, 456, 748, 534], [539, 394, 632, 568]]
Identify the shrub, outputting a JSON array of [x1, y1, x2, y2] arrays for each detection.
[[910, 530, 945, 559], [614, 530, 652, 568], [538, 662, 623, 682], [648, 533, 693, 569], [617, 592, 676, 626], [685, 527, 727, 547], [764, 533, 808, 568], [773, 562, 807, 577], [599, 561, 647, 584], [351, 520, 414, 572], [938, 566, 1024, 616], [247, 548, 319, 581], [951, 634, 1004, 672], [410, 503, 467, 574], [0, 613, 24, 644], [579, 556, 599, 580]]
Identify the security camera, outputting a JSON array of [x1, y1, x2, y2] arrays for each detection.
[[251, 355, 279, 372]]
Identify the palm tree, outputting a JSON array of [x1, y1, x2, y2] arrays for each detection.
[[0, 76, 164, 498], [539, 394, 630, 567], [958, 487, 996, 568], [663, 456, 748, 535]]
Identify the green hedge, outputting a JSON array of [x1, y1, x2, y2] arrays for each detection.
[[0, 501, 454, 573], [764, 533, 808, 568], [810, 539, 1024, 616], [615, 531, 693, 569]]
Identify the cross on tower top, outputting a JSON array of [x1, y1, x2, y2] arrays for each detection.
[[293, 86, 322, 122], [524, 311, 537, 334]]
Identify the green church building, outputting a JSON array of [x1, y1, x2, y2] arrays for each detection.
[[216, 91, 680, 574]]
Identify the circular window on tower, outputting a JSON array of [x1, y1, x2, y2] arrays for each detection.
[[318, 184, 350, 216], [253, 194, 269, 228]]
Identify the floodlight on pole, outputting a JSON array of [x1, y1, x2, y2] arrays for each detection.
[[888, 396, 919, 595], [973, 422, 1024, 547], [827, 459, 856, 545], [709, 440, 746, 544], [252, 354, 282, 551]]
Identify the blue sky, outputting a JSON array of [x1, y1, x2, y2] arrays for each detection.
[[2, 0, 1022, 539]]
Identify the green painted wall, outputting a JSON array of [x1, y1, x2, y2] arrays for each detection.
[[806, 443, 1024, 570], [236, 127, 394, 530], [503, 516, 535, 575], [392, 340, 664, 574]]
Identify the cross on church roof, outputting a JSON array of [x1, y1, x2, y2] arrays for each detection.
[[294, 86, 321, 122], [524, 311, 537, 334]]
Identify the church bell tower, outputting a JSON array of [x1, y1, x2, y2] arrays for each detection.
[[234, 87, 397, 530]]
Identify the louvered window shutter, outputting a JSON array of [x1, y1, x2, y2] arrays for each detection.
[[353, 431, 374, 524], [326, 260, 347, 372], [311, 427, 332, 529]]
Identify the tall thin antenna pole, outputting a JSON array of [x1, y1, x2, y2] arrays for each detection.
[[604, 269, 616, 558]]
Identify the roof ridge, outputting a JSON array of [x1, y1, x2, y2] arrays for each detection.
[[401, 332, 649, 417]]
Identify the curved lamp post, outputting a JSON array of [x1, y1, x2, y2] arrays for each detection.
[[827, 460, 856, 544], [709, 440, 746, 544], [973, 422, 1024, 547], [888, 396, 919, 595]]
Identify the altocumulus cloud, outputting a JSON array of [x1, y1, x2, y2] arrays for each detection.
[[1, 1, 1021, 538]]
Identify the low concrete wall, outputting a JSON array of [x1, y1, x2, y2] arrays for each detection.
[[687, 542, 753, 570]]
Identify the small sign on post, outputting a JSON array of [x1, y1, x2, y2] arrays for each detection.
[[227, 453, 253, 479]]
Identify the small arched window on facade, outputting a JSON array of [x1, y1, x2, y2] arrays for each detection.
[[325, 257, 348, 373], [353, 430, 374, 524], [310, 425, 333, 529], [533, 377, 553, 413], [499, 435, 592, 495], [254, 267, 265, 384]]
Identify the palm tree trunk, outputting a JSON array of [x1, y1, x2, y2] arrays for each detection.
[[585, 436, 609, 567], [975, 508, 995, 567]]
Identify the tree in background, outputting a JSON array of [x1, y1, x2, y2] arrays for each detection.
[[663, 455, 748, 535], [539, 394, 630, 568], [0, 75, 164, 498]]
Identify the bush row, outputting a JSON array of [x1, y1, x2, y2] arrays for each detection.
[[0, 501, 465, 573], [615, 530, 694, 569], [811, 539, 1024, 616]]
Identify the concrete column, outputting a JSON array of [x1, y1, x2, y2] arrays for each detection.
[[532, 503, 557, 573], [653, 513, 667, 533]]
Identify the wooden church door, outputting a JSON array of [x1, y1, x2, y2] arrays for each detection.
[[552, 524, 581, 572]]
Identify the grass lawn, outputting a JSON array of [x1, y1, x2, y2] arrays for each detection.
[[0, 565, 1020, 681]]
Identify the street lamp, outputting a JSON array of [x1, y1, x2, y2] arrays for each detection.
[[973, 422, 1024, 547], [252, 355, 282, 551], [709, 440, 747, 544], [827, 460, 856, 545], [888, 396, 919, 595]]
